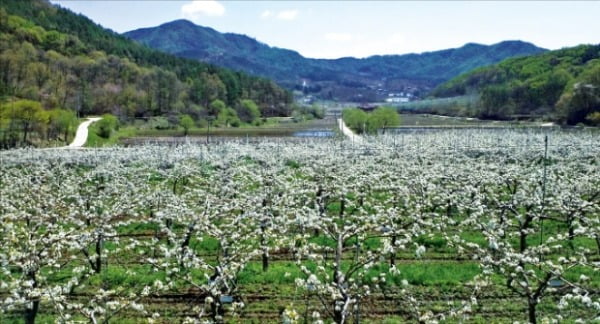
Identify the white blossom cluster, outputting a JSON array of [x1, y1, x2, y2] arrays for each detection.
[[0, 128, 598, 323]]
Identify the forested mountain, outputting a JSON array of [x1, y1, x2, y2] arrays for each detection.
[[125, 19, 546, 101], [431, 44, 600, 124], [0, 0, 292, 148]]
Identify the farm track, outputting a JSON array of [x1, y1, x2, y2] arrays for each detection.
[[68, 117, 101, 148]]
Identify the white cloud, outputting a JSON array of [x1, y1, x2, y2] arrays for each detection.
[[276, 10, 298, 21], [324, 32, 354, 42], [261, 10, 272, 19], [181, 0, 225, 20]]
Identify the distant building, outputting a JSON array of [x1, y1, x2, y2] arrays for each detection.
[[385, 97, 409, 103]]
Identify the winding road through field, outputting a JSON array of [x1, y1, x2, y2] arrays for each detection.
[[68, 117, 101, 148], [337, 118, 363, 144]]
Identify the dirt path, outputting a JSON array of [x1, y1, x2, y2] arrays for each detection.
[[68, 117, 101, 148], [337, 118, 363, 144]]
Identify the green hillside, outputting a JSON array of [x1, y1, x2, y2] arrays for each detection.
[[431, 44, 600, 125], [0, 0, 292, 148], [125, 20, 546, 101]]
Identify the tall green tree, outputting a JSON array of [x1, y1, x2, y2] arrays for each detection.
[[199, 72, 227, 108], [480, 85, 513, 119], [5, 99, 47, 143], [368, 106, 401, 132], [342, 108, 369, 134], [236, 99, 261, 123], [47, 108, 77, 142], [208, 99, 226, 116], [217, 107, 241, 127], [179, 114, 194, 136]]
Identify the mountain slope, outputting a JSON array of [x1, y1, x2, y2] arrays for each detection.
[[124, 20, 547, 101], [124, 20, 326, 83], [431, 44, 600, 124], [0, 0, 293, 148], [1, 1, 292, 114]]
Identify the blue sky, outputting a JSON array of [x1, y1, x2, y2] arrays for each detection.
[[49, 1, 600, 59]]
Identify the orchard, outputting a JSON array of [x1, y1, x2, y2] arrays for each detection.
[[0, 128, 598, 323]]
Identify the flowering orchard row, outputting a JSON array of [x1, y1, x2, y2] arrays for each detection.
[[1, 129, 599, 323]]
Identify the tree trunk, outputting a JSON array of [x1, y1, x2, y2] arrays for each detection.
[[567, 219, 575, 251], [210, 299, 223, 323], [332, 235, 346, 322], [334, 234, 343, 285], [519, 232, 527, 253], [22, 122, 29, 144], [261, 226, 268, 272], [262, 250, 269, 272], [181, 222, 196, 250], [303, 293, 310, 324], [520, 215, 533, 253], [389, 235, 397, 267], [528, 298, 537, 324], [333, 303, 344, 324], [24, 271, 39, 324], [95, 235, 103, 273], [24, 299, 39, 324], [333, 297, 347, 324]]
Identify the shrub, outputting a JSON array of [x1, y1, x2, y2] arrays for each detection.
[[585, 111, 600, 125], [96, 113, 118, 138]]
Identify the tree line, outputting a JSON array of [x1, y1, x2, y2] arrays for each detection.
[[0, 1, 293, 148]]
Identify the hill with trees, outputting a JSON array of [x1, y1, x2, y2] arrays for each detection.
[[124, 20, 546, 102], [0, 0, 292, 148], [430, 44, 600, 125]]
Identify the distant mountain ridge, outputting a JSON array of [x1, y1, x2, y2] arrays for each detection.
[[125, 19, 547, 101]]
